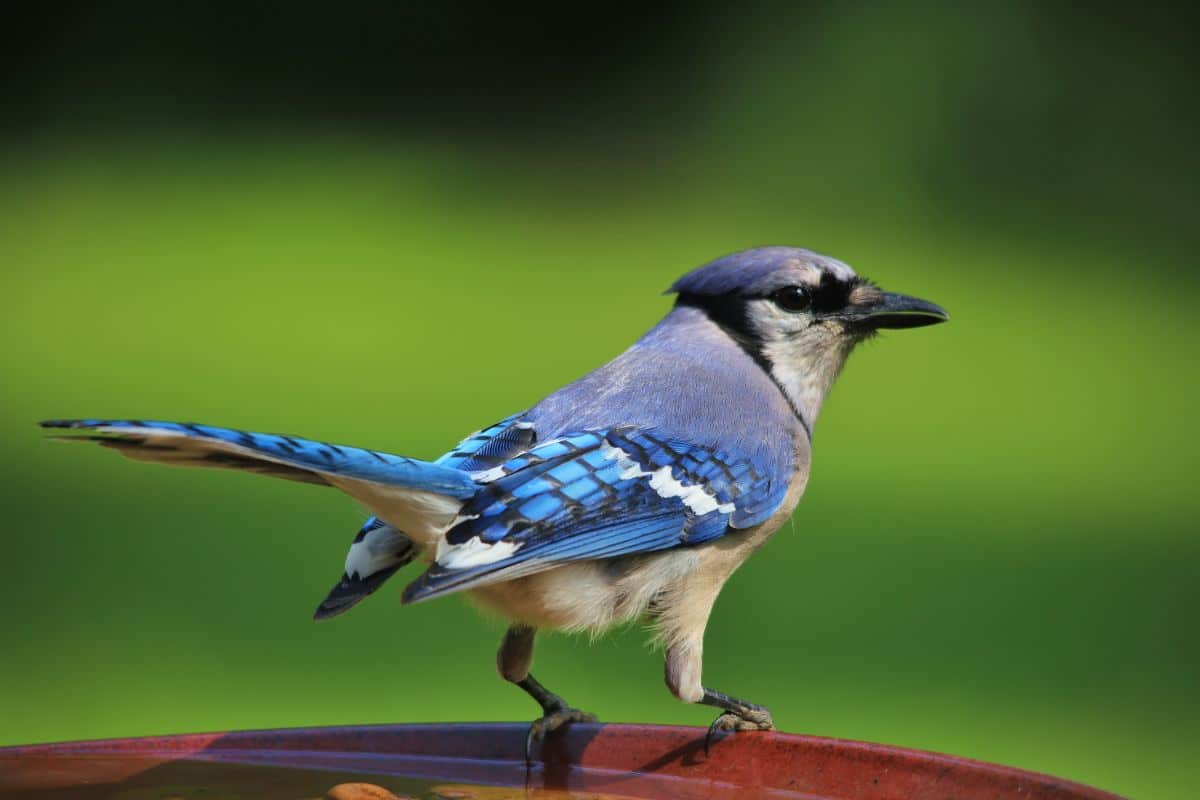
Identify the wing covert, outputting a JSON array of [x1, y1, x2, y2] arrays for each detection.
[[435, 412, 536, 472], [402, 428, 782, 603]]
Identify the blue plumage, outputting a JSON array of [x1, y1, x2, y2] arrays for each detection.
[[44, 412, 783, 609], [402, 427, 778, 603], [669, 246, 858, 297], [42, 245, 949, 740], [39, 418, 478, 499], [523, 303, 800, 491], [435, 414, 536, 472], [316, 413, 537, 613]]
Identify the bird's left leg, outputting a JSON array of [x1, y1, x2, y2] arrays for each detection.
[[497, 624, 597, 759]]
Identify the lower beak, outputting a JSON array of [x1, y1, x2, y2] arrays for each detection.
[[855, 291, 949, 330]]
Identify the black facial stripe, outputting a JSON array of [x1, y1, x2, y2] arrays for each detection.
[[810, 271, 857, 313], [680, 272, 864, 323]]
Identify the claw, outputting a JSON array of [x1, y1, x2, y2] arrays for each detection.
[[524, 706, 598, 765], [704, 706, 775, 755], [524, 725, 537, 767]]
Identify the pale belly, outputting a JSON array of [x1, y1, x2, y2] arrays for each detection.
[[465, 550, 702, 633]]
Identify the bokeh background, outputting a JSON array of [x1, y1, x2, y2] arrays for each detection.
[[2, 4, 1196, 798]]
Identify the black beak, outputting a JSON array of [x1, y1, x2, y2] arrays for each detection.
[[856, 291, 949, 330]]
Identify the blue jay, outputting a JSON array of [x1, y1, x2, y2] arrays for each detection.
[[42, 246, 947, 748]]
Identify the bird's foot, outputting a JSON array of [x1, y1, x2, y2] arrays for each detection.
[[525, 706, 598, 763], [705, 705, 774, 754]]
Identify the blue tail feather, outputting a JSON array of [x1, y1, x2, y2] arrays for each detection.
[[40, 419, 478, 499]]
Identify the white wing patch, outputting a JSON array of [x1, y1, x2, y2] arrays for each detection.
[[344, 525, 409, 579], [436, 535, 521, 569], [602, 442, 734, 516], [470, 465, 508, 483]]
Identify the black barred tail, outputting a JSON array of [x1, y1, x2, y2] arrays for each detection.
[[39, 419, 477, 497], [40, 419, 479, 551]]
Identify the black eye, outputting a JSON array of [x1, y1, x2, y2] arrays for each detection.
[[770, 285, 811, 312]]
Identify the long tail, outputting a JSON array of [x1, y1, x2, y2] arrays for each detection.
[[41, 419, 478, 540]]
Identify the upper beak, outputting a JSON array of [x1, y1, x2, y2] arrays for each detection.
[[855, 291, 949, 330]]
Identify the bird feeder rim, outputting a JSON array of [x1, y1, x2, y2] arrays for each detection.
[[0, 722, 1125, 800]]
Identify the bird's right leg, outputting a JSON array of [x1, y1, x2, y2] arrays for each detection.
[[497, 624, 597, 760], [665, 638, 775, 753]]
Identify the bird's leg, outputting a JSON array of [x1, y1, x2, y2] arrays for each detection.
[[516, 674, 597, 745], [497, 624, 597, 761], [665, 639, 774, 753], [700, 686, 775, 739]]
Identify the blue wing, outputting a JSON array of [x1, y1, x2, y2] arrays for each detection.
[[401, 428, 784, 603]]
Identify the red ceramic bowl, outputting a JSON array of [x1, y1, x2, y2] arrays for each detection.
[[0, 723, 1125, 799]]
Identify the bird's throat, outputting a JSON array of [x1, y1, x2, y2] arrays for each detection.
[[760, 335, 854, 436]]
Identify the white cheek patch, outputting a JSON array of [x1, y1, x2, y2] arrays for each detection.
[[436, 536, 521, 569], [602, 444, 734, 516], [745, 297, 811, 339], [344, 525, 410, 579]]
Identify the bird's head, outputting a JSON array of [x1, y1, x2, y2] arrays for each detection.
[[670, 246, 948, 430]]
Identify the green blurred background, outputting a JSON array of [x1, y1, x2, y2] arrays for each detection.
[[2, 4, 1196, 799]]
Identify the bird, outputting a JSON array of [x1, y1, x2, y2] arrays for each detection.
[[41, 246, 948, 752]]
